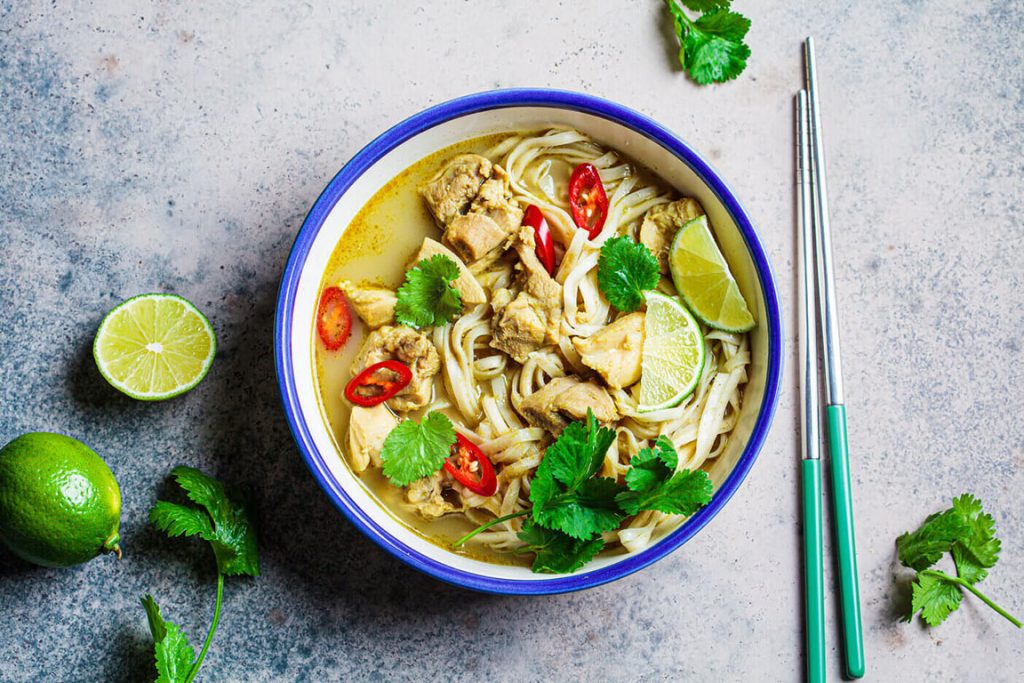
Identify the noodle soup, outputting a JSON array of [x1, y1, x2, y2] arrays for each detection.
[[314, 129, 752, 572]]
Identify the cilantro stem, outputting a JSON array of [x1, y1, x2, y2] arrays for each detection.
[[664, 0, 696, 30], [921, 570, 1022, 628], [453, 510, 529, 548], [186, 572, 225, 682]]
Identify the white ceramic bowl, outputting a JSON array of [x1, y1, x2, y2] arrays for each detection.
[[275, 89, 783, 594]]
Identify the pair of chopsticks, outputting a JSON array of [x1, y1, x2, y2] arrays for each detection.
[[797, 38, 865, 682]]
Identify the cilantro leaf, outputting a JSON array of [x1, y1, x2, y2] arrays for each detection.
[[665, 1, 751, 85], [597, 236, 660, 312], [950, 493, 1001, 583], [684, 10, 751, 85], [149, 501, 215, 540], [895, 507, 970, 571], [909, 572, 963, 627], [151, 467, 260, 577], [617, 469, 713, 516], [543, 410, 617, 490], [623, 435, 678, 493], [616, 436, 713, 516], [380, 411, 456, 486], [517, 522, 605, 574], [896, 495, 1021, 629], [141, 595, 196, 683], [394, 255, 463, 329], [529, 410, 625, 540], [533, 476, 625, 540]]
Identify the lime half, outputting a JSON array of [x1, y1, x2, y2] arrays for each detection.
[[668, 215, 755, 333], [638, 291, 706, 412], [93, 294, 216, 400]]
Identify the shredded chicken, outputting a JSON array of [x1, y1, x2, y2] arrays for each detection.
[[409, 237, 486, 306], [419, 154, 492, 227], [346, 404, 398, 472], [351, 325, 440, 412], [490, 226, 562, 363], [519, 375, 619, 434], [340, 281, 396, 329], [573, 312, 646, 390], [639, 198, 705, 273], [405, 470, 464, 520], [419, 154, 521, 266], [467, 166, 523, 236]]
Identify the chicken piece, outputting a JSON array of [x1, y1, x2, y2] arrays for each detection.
[[467, 166, 523, 236], [490, 227, 562, 363], [419, 154, 492, 227], [340, 281, 396, 328], [408, 238, 486, 306], [573, 312, 646, 390], [519, 375, 619, 434], [639, 198, 705, 273], [346, 404, 398, 472], [352, 325, 440, 412], [444, 213, 512, 265], [405, 471, 464, 520]]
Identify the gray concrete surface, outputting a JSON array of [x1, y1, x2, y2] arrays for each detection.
[[1, 1, 1022, 681]]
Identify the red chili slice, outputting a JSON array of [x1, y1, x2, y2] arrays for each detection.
[[316, 286, 353, 351], [443, 433, 497, 497], [522, 204, 555, 275], [344, 360, 412, 407], [568, 163, 609, 240]]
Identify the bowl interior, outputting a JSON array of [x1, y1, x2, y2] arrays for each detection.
[[280, 99, 778, 591]]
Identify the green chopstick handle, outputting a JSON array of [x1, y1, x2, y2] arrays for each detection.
[[801, 458, 826, 683], [826, 404, 865, 679]]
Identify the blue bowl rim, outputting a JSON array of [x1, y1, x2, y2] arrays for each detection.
[[274, 88, 783, 596]]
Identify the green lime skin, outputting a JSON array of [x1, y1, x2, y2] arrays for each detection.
[[0, 433, 122, 568]]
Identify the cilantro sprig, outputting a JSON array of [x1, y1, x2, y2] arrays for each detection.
[[597, 236, 660, 312], [394, 255, 463, 329], [896, 493, 1020, 628], [615, 435, 713, 516], [380, 411, 456, 486], [143, 467, 260, 683], [664, 0, 751, 85], [455, 411, 713, 574], [529, 412, 625, 539]]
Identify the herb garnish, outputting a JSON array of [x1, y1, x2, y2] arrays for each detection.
[[394, 255, 463, 329], [897, 494, 1020, 628], [615, 435, 714, 516], [529, 411, 626, 539], [597, 236, 660, 312], [516, 521, 606, 574], [455, 411, 714, 573], [664, 1, 752, 85], [380, 411, 456, 486], [144, 467, 260, 683]]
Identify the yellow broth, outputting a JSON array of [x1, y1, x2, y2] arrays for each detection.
[[314, 134, 534, 566]]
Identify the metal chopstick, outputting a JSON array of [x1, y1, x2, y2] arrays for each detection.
[[797, 89, 826, 683], [805, 36, 866, 680]]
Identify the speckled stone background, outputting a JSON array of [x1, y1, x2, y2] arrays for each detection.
[[1, 1, 1022, 681]]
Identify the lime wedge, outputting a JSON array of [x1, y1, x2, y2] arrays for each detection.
[[638, 291, 706, 412], [93, 294, 216, 401], [668, 215, 755, 332]]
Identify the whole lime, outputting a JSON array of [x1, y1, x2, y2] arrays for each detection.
[[0, 432, 122, 568]]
